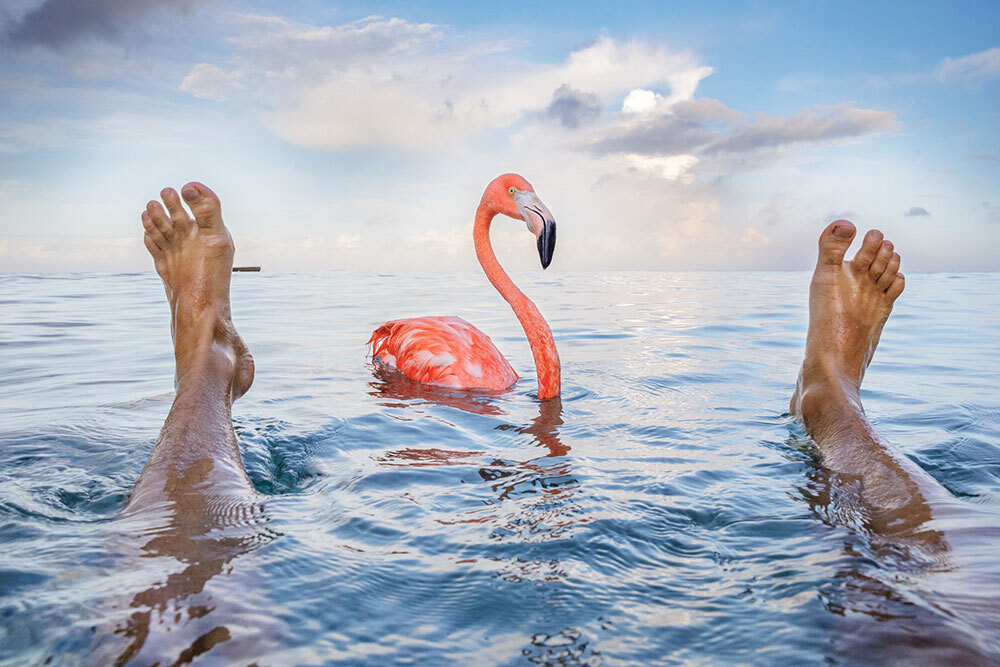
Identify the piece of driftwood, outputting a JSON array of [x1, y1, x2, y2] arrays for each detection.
[[232, 266, 261, 272]]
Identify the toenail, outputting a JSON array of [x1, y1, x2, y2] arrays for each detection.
[[833, 225, 853, 239], [182, 186, 200, 202]]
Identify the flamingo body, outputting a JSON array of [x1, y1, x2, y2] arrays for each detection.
[[369, 316, 518, 391], [368, 173, 560, 400]]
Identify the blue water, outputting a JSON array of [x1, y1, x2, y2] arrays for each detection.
[[1, 271, 998, 665]]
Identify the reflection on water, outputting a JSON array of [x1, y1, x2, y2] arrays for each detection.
[[376, 377, 581, 576], [789, 430, 1000, 662], [1, 271, 998, 664], [92, 461, 279, 664]]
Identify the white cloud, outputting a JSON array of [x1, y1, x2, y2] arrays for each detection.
[[937, 47, 1000, 82], [179, 63, 242, 101], [216, 19, 713, 150], [741, 227, 772, 246], [623, 154, 699, 182], [336, 233, 361, 249], [622, 88, 662, 114], [0, 235, 144, 270]]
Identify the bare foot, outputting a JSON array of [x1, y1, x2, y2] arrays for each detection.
[[790, 220, 904, 424], [141, 182, 254, 400]]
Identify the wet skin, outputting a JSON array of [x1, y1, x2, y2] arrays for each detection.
[[791, 220, 999, 661], [99, 183, 270, 665]]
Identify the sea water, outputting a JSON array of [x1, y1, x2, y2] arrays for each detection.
[[0, 271, 998, 664]]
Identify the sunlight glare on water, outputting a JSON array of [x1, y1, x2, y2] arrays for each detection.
[[0, 271, 998, 664]]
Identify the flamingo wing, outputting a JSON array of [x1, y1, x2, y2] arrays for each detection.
[[368, 316, 518, 391]]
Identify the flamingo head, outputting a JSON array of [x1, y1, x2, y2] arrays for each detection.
[[486, 173, 557, 269]]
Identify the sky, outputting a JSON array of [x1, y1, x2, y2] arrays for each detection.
[[0, 0, 998, 273]]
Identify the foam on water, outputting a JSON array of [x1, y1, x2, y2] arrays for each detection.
[[1, 271, 998, 664]]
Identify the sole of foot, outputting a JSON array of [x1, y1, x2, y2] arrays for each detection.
[[141, 182, 254, 401]]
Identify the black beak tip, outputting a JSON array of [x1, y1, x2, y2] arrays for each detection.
[[537, 220, 556, 270]]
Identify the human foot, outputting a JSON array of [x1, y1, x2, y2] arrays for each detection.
[[790, 220, 905, 422], [141, 182, 254, 400]]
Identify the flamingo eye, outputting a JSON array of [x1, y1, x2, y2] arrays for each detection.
[[508, 186, 516, 195]]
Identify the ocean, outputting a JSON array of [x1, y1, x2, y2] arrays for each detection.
[[1, 270, 998, 664]]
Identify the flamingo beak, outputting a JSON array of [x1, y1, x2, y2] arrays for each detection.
[[514, 191, 557, 269], [537, 216, 556, 269]]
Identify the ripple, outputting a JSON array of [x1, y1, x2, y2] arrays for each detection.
[[1, 271, 999, 664]]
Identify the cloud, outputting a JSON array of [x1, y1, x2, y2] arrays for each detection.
[[218, 22, 713, 150], [622, 154, 699, 182], [546, 84, 600, 129], [937, 47, 1000, 82], [0, 9, 927, 273], [591, 101, 896, 158], [180, 63, 241, 101], [707, 105, 897, 154], [0, 235, 143, 270], [741, 227, 772, 246], [4, 0, 205, 48], [904, 206, 930, 217], [226, 13, 439, 66], [336, 233, 361, 249]]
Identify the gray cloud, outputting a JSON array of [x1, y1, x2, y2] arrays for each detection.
[[5, 0, 204, 48], [706, 106, 897, 154], [592, 101, 897, 158], [546, 84, 600, 129], [592, 114, 715, 155], [905, 206, 930, 217]]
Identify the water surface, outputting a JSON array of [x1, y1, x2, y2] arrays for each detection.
[[1, 271, 998, 664]]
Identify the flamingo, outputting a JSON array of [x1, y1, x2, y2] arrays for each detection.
[[368, 173, 560, 400]]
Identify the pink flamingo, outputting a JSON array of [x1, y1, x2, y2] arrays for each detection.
[[368, 173, 561, 400]]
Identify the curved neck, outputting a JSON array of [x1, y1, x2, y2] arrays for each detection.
[[474, 202, 560, 400]]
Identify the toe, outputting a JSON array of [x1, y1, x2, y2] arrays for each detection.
[[876, 252, 900, 290], [146, 200, 174, 240], [143, 231, 162, 256], [181, 181, 224, 229], [161, 187, 193, 234], [142, 210, 167, 248], [886, 273, 905, 301], [851, 229, 884, 273], [816, 219, 856, 267], [869, 240, 894, 279]]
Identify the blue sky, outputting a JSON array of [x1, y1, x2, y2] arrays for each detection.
[[1, 0, 997, 272]]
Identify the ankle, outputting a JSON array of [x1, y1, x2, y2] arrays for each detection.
[[795, 370, 863, 434], [174, 331, 238, 396]]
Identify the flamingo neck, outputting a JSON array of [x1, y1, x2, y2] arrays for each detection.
[[474, 202, 561, 400]]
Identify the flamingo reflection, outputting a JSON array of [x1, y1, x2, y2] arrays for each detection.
[[371, 368, 583, 553]]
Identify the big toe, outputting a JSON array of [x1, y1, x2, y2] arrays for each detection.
[[181, 182, 224, 230], [816, 219, 856, 267]]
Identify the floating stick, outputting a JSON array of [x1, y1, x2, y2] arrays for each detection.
[[232, 266, 261, 272]]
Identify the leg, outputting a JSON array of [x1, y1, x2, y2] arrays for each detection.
[[790, 220, 957, 531], [790, 220, 1000, 661], [130, 182, 255, 511], [96, 184, 264, 665]]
